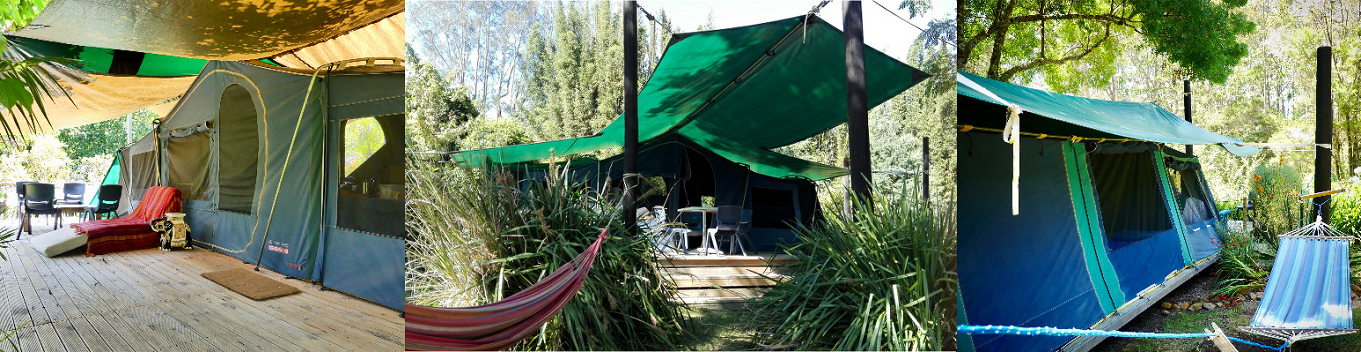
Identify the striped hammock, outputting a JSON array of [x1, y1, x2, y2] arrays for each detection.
[[1240, 218, 1358, 343], [405, 230, 608, 351]]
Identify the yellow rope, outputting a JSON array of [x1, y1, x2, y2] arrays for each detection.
[[958, 125, 1153, 144]]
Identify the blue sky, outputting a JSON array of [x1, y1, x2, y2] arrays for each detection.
[[642, 0, 955, 59]]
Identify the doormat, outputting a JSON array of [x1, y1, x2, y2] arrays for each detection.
[[201, 268, 301, 300]]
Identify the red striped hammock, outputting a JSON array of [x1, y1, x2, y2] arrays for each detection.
[[405, 230, 608, 351]]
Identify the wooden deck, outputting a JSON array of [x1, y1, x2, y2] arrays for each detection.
[[0, 222, 402, 352], [660, 252, 794, 309]]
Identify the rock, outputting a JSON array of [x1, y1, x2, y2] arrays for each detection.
[[1352, 284, 1361, 294], [1178, 302, 1190, 310], [1203, 302, 1216, 310], [1190, 303, 1203, 311], [1161, 302, 1173, 309], [1162, 310, 1171, 315]]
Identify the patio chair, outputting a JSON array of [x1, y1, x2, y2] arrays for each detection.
[[14, 181, 31, 219], [21, 183, 60, 238], [708, 205, 750, 256], [57, 183, 86, 205], [84, 185, 123, 220], [675, 211, 717, 254], [71, 186, 181, 256]]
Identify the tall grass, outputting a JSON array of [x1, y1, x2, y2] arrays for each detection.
[[748, 188, 957, 351], [405, 158, 690, 350]]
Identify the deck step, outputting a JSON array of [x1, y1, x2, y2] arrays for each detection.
[[660, 254, 795, 268], [677, 287, 768, 299], [670, 273, 787, 289], [663, 266, 786, 277]]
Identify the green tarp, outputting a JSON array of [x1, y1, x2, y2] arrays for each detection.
[[957, 71, 1261, 157], [453, 15, 929, 181], [7, 36, 206, 77]]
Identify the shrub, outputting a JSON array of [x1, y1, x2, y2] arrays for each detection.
[[405, 158, 690, 350], [1211, 226, 1272, 297], [1330, 180, 1361, 236], [1247, 163, 1305, 239], [748, 188, 957, 351]]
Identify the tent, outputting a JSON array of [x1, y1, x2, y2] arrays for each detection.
[[955, 72, 1256, 352], [454, 15, 928, 242], [0, 0, 404, 134], [115, 60, 405, 310], [513, 134, 822, 252]]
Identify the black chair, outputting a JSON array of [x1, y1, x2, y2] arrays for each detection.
[[85, 184, 122, 220], [21, 183, 60, 238], [710, 205, 751, 256], [57, 182, 86, 205], [13, 181, 32, 219]]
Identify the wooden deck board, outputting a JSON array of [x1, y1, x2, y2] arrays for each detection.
[[1, 226, 401, 352]]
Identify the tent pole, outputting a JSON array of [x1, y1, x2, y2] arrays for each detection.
[[844, 0, 872, 211], [1184, 79, 1192, 155], [1317, 46, 1333, 222], [622, 0, 639, 237]]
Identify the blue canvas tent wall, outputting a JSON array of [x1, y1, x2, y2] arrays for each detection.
[[116, 60, 405, 311], [507, 134, 823, 251], [955, 72, 1256, 352]]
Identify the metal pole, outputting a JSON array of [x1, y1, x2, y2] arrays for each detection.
[[1317, 46, 1333, 222], [844, 0, 872, 210], [622, 0, 639, 236], [922, 136, 930, 201], [1184, 79, 1192, 155]]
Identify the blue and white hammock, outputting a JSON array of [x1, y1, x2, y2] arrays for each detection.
[[1238, 217, 1357, 343]]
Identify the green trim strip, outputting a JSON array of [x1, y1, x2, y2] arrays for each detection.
[[1165, 154, 1200, 163], [1063, 141, 1124, 313], [1154, 150, 1195, 266]]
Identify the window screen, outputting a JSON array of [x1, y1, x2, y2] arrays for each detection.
[[1177, 169, 1217, 225], [166, 132, 211, 200], [336, 115, 405, 238], [751, 186, 798, 228], [1088, 152, 1174, 252], [218, 85, 259, 213]]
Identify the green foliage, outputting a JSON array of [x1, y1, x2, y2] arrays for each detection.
[[405, 48, 480, 152], [1331, 181, 1361, 236], [457, 119, 529, 151], [405, 159, 689, 350], [1248, 162, 1306, 239], [518, 2, 625, 141], [1211, 227, 1271, 297], [748, 188, 957, 351], [56, 110, 154, 160], [960, 0, 1255, 84]]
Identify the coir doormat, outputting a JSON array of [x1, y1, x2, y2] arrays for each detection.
[[201, 268, 301, 300]]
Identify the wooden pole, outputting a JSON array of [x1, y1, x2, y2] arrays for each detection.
[[623, 0, 640, 236], [1184, 79, 1193, 155], [922, 136, 930, 201], [844, 0, 872, 211], [1317, 46, 1334, 222]]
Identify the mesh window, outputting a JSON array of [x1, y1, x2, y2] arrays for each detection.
[[751, 187, 797, 228], [1177, 169, 1217, 225], [1088, 152, 1174, 251], [217, 85, 258, 214], [336, 115, 405, 238], [167, 132, 212, 200], [124, 150, 158, 203]]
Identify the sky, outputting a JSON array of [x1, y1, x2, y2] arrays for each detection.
[[642, 0, 955, 60]]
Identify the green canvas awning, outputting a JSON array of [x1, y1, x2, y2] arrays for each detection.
[[8, 36, 207, 77], [958, 71, 1261, 157], [454, 15, 929, 181]]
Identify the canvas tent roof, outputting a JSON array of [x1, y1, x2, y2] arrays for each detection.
[[0, 0, 404, 134], [453, 15, 930, 181], [10, 0, 404, 63], [957, 71, 1261, 157]]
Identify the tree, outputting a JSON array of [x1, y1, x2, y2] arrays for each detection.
[[405, 46, 480, 152], [57, 110, 154, 161], [0, 0, 79, 141], [959, 0, 1255, 85]]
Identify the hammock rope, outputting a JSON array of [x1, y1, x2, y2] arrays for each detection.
[[405, 229, 609, 351]]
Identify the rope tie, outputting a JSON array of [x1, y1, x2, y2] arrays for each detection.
[[1036, 134, 1048, 140], [959, 125, 974, 132], [1003, 106, 1023, 215], [1070, 136, 1084, 143], [1098, 138, 1107, 143]]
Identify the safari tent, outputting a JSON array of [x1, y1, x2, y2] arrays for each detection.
[[955, 72, 1258, 352], [108, 60, 407, 311], [453, 15, 930, 246]]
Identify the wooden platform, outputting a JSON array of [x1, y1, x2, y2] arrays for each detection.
[[660, 253, 794, 309], [0, 225, 402, 351]]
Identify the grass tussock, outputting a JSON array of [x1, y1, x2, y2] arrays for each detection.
[[748, 189, 957, 351], [405, 158, 690, 350]]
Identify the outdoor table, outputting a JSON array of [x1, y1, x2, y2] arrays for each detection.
[[677, 206, 719, 255]]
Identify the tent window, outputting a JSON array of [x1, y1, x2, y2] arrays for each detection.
[[336, 115, 405, 238], [1088, 152, 1175, 252], [166, 132, 211, 200], [217, 84, 258, 214], [751, 187, 798, 228], [124, 150, 157, 204], [1175, 169, 1216, 225]]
